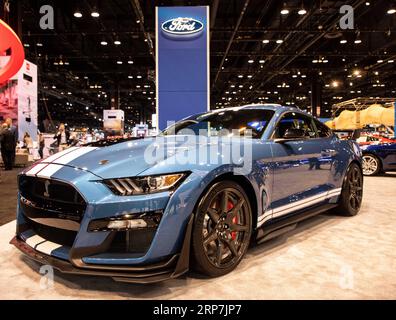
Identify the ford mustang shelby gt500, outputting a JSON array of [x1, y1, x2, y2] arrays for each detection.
[[11, 105, 363, 283]]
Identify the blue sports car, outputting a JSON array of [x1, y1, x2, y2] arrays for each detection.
[[11, 105, 363, 283], [360, 143, 396, 176]]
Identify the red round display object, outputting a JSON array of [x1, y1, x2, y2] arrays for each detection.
[[0, 19, 25, 83]]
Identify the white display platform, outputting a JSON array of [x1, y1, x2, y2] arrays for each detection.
[[1, 174, 396, 299]]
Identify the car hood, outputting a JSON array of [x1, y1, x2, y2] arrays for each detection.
[[44, 135, 242, 179]]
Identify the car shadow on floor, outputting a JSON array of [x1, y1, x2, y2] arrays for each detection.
[[17, 212, 347, 299]]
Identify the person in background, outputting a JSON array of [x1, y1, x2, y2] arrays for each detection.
[[4, 118, 17, 168], [0, 122, 15, 170], [23, 132, 33, 152], [38, 133, 45, 159], [54, 123, 70, 151]]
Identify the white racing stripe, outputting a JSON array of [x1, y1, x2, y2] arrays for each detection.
[[25, 147, 98, 179], [36, 163, 65, 178], [35, 241, 63, 255], [25, 163, 48, 176], [52, 147, 97, 165], [41, 146, 79, 164], [257, 188, 342, 225], [24, 234, 62, 255]]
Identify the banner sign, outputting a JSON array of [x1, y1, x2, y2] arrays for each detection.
[[0, 58, 37, 141], [156, 6, 210, 130], [103, 109, 124, 137]]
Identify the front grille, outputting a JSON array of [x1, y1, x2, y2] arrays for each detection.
[[19, 175, 86, 222], [19, 175, 87, 247]]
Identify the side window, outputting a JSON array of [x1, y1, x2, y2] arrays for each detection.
[[273, 112, 317, 139], [314, 119, 333, 138]]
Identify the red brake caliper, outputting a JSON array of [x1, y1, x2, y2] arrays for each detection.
[[227, 201, 238, 240]]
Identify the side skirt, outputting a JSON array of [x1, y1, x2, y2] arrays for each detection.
[[255, 203, 337, 244]]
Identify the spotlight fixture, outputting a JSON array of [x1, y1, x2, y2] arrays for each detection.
[[387, 6, 396, 14], [91, 9, 100, 18], [262, 39, 270, 44], [276, 39, 284, 44], [116, 61, 123, 65], [298, 8, 307, 15], [74, 10, 83, 18], [280, 3, 289, 15], [100, 40, 108, 46], [340, 39, 347, 44], [298, 2, 307, 15], [114, 40, 121, 45], [259, 60, 265, 64], [332, 81, 339, 88], [248, 59, 254, 64], [128, 60, 134, 64]]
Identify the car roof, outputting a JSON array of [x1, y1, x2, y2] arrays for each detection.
[[209, 104, 310, 115]]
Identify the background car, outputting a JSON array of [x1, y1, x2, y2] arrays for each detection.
[[11, 105, 363, 283], [361, 142, 396, 176]]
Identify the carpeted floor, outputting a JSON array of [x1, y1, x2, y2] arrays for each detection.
[[0, 171, 395, 299]]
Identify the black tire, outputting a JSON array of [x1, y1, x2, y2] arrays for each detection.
[[191, 180, 252, 277], [332, 163, 363, 217], [362, 154, 381, 176]]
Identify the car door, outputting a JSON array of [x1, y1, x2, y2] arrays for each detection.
[[269, 111, 334, 219]]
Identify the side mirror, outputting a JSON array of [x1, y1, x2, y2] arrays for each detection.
[[275, 128, 306, 143]]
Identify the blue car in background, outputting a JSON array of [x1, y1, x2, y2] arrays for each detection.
[[361, 143, 396, 176], [11, 105, 363, 283]]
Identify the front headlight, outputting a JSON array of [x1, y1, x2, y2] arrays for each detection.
[[103, 172, 189, 196]]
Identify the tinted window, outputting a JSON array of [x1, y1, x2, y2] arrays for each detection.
[[274, 112, 317, 139], [161, 109, 275, 139], [314, 119, 333, 138]]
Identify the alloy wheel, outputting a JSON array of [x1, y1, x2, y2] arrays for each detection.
[[347, 165, 363, 211], [201, 188, 251, 269], [362, 155, 379, 176]]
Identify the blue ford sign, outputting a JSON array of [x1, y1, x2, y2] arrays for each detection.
[[156, 6, 210, 130], [161, 17, 204, 36]]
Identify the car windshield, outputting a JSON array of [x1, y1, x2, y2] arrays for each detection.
[[160, 109, 275, 138]]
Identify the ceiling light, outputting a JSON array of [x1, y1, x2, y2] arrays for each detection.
[[354, 39, 362, 44], [276, 39, 284, 44], [259, 59, 265, 64], [128, 76, 133, 79], [74, 11, 83, 18], [24, 43, 30, 47], [332, 81, 339, 88], [100, 40, 108, 46], [365, 2, 370, 5], [298, 8, 307, 15], [248, 59, 254, 64], [137, 75, 142, 79], [91, 11, 100, 18], [238, 75, 244, 78], [340, 39, 347, 44], [117, 61, 123, 64], [280, 3, 289, 15], [36, 42, 43, 47], [377, 60, 384, 63], [128, 60, 134, 64], [114, 40, 121, 45], [262, 39, 270, 44], [388, 60, 394, 63], [387, 8, 396, 14]]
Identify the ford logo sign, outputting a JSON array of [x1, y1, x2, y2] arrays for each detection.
[[161, 17, 204, 37]]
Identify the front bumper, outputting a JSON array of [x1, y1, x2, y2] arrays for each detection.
[[10, 214, 193, 284]]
